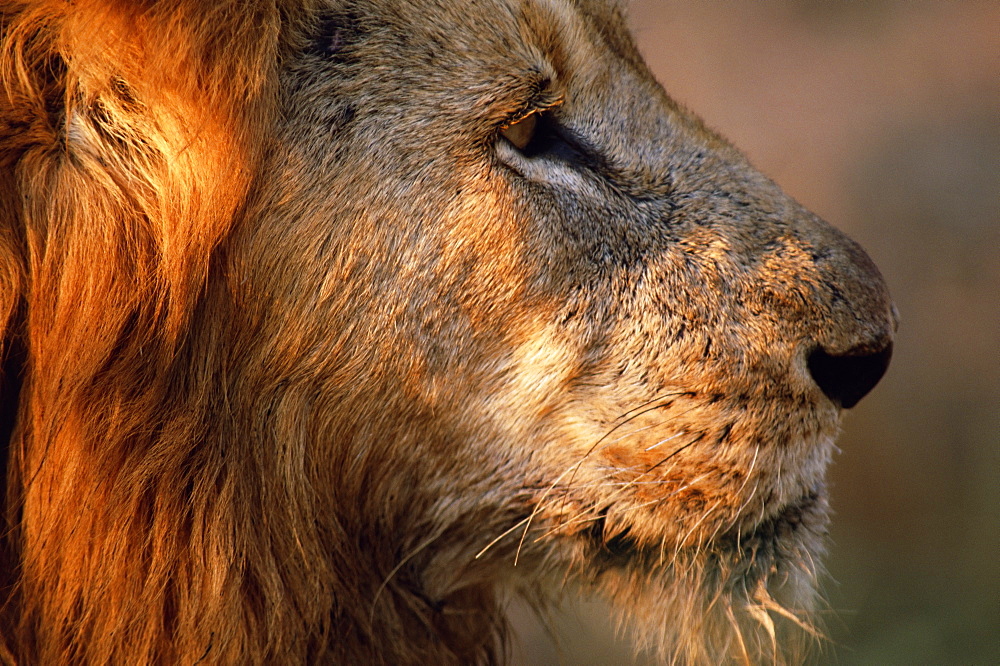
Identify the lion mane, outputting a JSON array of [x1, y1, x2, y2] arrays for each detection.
[[1, 2, 307, 662], [0, 1, 895, 663]]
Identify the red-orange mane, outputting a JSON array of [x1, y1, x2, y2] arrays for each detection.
[[1, 2, 319, 661]]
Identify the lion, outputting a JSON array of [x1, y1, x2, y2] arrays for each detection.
[[0, 0, 895, 663]]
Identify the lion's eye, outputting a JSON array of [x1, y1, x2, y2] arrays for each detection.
[[500, 113, 539, 152]]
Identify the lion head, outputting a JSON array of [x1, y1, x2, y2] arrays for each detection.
[[0, 0, 894, 663]]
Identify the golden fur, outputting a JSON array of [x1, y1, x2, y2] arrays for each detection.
[[0, 0, 895, 663]]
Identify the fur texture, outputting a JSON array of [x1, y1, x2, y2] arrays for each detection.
[[0, 0, 895, 663]]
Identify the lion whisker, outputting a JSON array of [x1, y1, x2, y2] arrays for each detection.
[[736, 444, 760, 495], [611, 392, 687, 427], [533, 486, 688, 543], [474, 514, 533, 560], [644, 431, 682, 452], [561, 393, 685, 486], [679, 498, 725, 566], [589, 440, 697, 508], [607, 421, 661, 446], [719, 482, 759, 547], [513, 456, 596, 564], [539, 471, 713, 545]]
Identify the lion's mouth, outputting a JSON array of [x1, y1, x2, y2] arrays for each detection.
[[587, 488, 828, 570]]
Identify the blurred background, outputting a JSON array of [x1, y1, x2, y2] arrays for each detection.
[[514, 1, 1000, 663]]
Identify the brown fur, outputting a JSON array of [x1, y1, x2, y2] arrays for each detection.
[[0, 0, 895, 663]]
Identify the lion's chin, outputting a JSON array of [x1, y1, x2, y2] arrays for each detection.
[[584, 491, 829, 664]]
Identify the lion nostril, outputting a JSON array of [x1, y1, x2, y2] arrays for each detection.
[[807, 341, 893, 409]]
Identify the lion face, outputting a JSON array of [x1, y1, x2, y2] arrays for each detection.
[[222, 0, 895, 659], [1, 0, 894, 663]]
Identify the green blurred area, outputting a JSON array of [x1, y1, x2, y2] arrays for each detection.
[[515, 2, 1000, 663]]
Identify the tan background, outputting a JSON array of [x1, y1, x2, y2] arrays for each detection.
[[514, 1, 1000, 663]]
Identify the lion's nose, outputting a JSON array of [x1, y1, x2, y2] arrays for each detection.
[[807, 341, 893, 409]]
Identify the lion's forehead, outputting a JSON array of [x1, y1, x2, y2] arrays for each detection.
[[300, 0, 664, 131]]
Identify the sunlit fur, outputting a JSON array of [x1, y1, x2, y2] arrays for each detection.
[[0, 0, 894, 663]]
